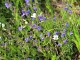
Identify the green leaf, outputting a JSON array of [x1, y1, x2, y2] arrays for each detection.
[[51, 55, 57, 60], [0, 16, 6, 23]]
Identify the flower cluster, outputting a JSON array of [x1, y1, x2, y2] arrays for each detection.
[[5, 2, 11, 8], [2, 0, 76, 60], [64, 4, 72, 14]]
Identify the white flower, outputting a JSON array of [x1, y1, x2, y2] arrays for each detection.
[[31, 13, 36, 18], [25, 21, 28, 24], [2, 23, 5, 28], [53, 35, 59, 40]]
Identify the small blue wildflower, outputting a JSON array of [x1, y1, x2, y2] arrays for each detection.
[[70, 31, 73, 35], [61, 33, 65, 37], [25, 38, 29, 42], [36, 26, 41, 30], [64, 7, 68, 10], [63, 40, 67, 44], [40, 33, 43, 37], [43, 17, 46, 20], [53, 16, 56, 20], [18, 27, 23, 31], [5, 2, 10, 8], [55, 31, 59, 35], [2, 43, 6, 46], [27, 58, 30, 60], [57, 43, 61, 47], [27, 10, 30, 13], [25, 0, 29, 5], [22, 10, 26, 17], [33, 7, 37, 11], [29, 36, 32, 39], [38, 15, 43, 21], [25, 10, 30, 16], [32, 24, 37, 29], [47, 32, 50, 36], [21, 10, 30, 17], [68, 10, 72, 14], [41, 37, 44, 40], [65, 22, 69, 27], [10, 2, 13, 5]]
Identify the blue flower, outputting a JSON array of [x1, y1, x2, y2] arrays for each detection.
[[54, 31, 59, 35], [47, 32, 50, 36], [18, 27, 23, 31], [25, 0, 29, 5], [29, 36, 32, 39], [21, 10, 30, 17], [41, 37, 44, 40], [21, 10, 26, 17], [43, 17, 46, 20], [53, 16, 56, 20], [38, 15, 43, 21], [40, 33, 43, 37], [57, 43, 62, 47], [70, 31, 73, 35], [32, 24, 37, 29], [36, 26, 41, 30], [25, 10, 30, 16], [61, 33, 65, 37], [33, 7, 37, 11], [27, 58, 30, 60], [64, 7, 68, 10], [25, 38, 29, 42], [65, 22, 69, 27], [2, 43, 6, 46], [63, 40, 67, 44], [68, 10, 72, 14], [5, 2, 10, 8]]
